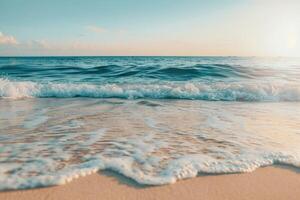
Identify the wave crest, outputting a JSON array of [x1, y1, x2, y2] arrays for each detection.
[[0, 78, 299, 101]]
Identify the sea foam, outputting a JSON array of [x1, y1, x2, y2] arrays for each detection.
[[0, 99, 300, 190], [0, 78, 300, 101]]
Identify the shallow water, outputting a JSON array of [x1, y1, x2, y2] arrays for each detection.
[[0, 57, 300, 190], [0, 98, 300, 190]]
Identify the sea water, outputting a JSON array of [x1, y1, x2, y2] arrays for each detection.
[[0, 56, 300, 190]]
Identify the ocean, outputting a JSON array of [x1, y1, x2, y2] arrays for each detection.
[[0, 56, 300, 190]]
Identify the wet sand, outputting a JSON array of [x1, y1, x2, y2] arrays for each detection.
[[1, 166, 300, 200]]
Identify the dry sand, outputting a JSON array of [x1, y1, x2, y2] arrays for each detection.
[[1, 166, 300, 200]]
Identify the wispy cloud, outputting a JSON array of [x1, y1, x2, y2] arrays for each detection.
[[27, 40, 50, 49], [0, 32, 18, 45], [86, 25, 107, 33]]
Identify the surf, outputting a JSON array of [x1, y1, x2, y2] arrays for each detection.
[[1, 78, 299, 101]]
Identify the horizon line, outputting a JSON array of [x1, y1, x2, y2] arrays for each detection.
[[1, 55, 299, 58]]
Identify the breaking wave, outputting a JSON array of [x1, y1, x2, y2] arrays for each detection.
[[0, 78, 300, 101]]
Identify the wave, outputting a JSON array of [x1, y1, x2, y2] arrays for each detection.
[[1, 78, 300, 101], [152, 64, 254, 79], [1, 152, 299, 190], [0, 63, 261, 80]]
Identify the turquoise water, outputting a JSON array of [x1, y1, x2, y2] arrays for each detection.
[[0, 57, 300, 190], [1, 56, 300, 100]]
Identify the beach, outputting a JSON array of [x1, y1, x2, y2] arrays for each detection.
[[1, 166, 299, 200]]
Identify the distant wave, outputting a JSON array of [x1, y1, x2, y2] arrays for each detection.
[[1, 78, 299, 101], [0, 63, 260, 80]]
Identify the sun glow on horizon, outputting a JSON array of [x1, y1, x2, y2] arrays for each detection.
[[0, 0, 300, 57], [261, 7, 300, 57]]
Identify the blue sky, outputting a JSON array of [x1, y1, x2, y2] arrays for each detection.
[[0, 0, 300, 56]]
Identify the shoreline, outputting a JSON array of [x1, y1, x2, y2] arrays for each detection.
[[1, 166, 300, 200]]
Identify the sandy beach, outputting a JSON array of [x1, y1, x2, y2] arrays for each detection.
[[1, 166, 299, 200]]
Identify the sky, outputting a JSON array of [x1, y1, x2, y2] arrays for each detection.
[[0, 0, 300, 56]]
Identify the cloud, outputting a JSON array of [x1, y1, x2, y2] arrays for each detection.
[[0, 32, 18, 45], [28, 40, 50, 49], [86, 25, 107, 33]]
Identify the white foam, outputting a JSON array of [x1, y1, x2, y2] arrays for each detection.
[[0, 99, 300, 190], [1, 78, 300, 101]]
